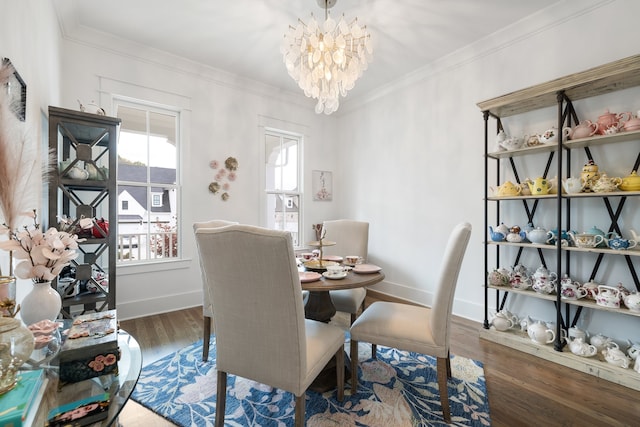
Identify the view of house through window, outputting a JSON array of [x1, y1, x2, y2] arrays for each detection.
[[264, 129, 302, 246], [115, 102, 180, 263]]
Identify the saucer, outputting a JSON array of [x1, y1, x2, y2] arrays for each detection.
[[353, 264, 382, 274], [322, 255, 343, 262], [299, 271, 322, 283], [322, 271, 347, 280]]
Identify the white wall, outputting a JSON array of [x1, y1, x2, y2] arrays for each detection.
[[337, 0, 640, 343], [0, 0, 61, 300], [56, 31, 341, 319]]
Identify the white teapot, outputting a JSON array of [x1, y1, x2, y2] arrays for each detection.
[[602, 346, 630, 369], [590, 333, 616, 353], [527, 320, 555, 345], [562, 177, 586, 194], [623, 292, 640, 312], [66, 165, 89, 180], [568, 337, 597, 357], [490, 310, 517, 332], [626, 340, 640, 360]]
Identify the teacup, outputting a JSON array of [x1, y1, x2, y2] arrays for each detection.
[[301, 252, 316, 261], [573, 233, 604, 248], [345, 255, 362, 265], [326, 265, 345, 276]]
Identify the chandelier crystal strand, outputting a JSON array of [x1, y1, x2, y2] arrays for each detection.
[[282, 1, 372, 114]]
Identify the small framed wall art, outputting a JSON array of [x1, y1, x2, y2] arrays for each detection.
[[2, 58, 27, 121], [312, 170, 332, 201]]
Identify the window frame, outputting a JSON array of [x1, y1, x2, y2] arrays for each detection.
[[114, 99, 182, 266], [260, 126, 304, 248]]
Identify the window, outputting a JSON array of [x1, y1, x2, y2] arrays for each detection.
[[263, 129, 302, 246], [115, 101, 180, 263]]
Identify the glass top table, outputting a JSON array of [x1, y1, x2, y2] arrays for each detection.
[[30, 329, 142, 426]]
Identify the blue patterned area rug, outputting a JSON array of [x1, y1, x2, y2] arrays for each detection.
[[132, 337, 491, 426]]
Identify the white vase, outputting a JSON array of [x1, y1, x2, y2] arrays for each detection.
[[20, 282, 62, 326]]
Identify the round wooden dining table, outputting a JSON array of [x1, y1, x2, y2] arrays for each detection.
[[301, 270, 385, 322]]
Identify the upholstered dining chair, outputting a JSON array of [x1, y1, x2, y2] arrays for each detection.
[[192, 219, 237, 362], [322, 219, 369, 324], [349, 222, 472, 424], [194, 224, 345, 427]]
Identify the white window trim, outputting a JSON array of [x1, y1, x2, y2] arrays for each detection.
[[259, 117, 308, 248], [113, 98, 183, 267]]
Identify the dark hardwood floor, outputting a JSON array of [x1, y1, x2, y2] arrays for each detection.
[[119, 293, 640, 426]]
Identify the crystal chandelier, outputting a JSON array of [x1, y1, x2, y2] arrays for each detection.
[[281, 0, 372, 115]]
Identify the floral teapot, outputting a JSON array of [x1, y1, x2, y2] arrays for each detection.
[[491, 181, 521, 197], [591, 173, 622, 193], [580, 160, 600, 192], [526, 177, 554, 195], [506, 225, 526, 243], [582, 279, 600, 300], [532, 265, 557, 283], [596, 285, 622, 308], [568, 337, 598, 357], [538, 126, 571, 144], [532, 265, 557, 294]]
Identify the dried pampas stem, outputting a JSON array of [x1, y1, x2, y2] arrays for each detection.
[[0, 61, 52, 276]]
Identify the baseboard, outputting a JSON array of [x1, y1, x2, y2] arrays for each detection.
[[117, 291, 201, 321]]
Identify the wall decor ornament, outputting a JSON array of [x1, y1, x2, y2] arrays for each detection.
[[312, 170, 332, 201], [208, 156, 238, 201], [1, 58, 26, 121]]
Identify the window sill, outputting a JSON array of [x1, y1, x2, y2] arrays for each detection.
[[117, 258, 192, 276]]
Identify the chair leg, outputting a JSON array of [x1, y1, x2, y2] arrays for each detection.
[[203, 315, 212, 362], [371, 344, 377, 359], [350, 312, 357, 325], [350, 338, 358, 394], [436, 357, 451, 424], [215, 370, 227, 427], [446, 351, 452, 378], [335, 348, 344, 401], [294, 394, 305, 427]]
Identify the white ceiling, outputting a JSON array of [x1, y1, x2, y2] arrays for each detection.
[[53, 0, 558, 100]]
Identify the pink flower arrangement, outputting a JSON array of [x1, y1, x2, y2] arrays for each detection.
[[0, 210, 82, 283]]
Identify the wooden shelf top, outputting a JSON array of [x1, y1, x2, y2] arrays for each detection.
[[477, 55, 640, 117]]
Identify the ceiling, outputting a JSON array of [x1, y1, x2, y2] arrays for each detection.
[[53, 0, 558, 102]]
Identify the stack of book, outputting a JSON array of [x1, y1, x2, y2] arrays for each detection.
[[58, 310, 119, 387], [0, 369, 48, 427]]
